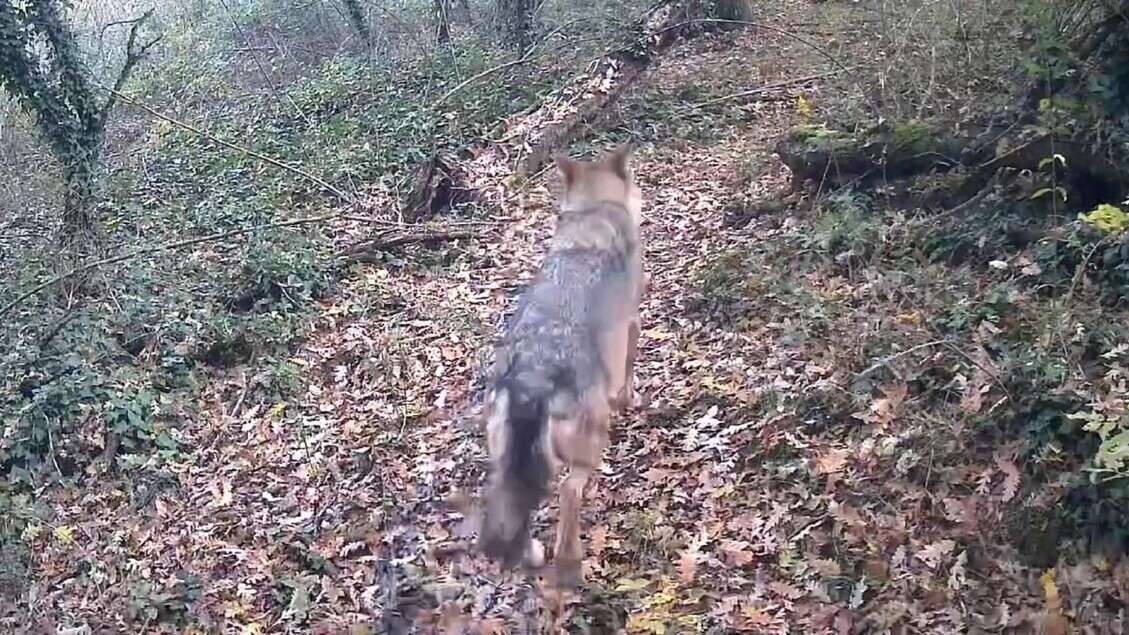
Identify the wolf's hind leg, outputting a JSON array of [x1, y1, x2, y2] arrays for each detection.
[[553, 466, 591, 588], [602, 323, 630, 412], [616, 318, 640, 411]]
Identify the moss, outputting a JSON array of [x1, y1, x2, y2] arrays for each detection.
[[789, 124, 843, 143], [890, 120, 933, 152]]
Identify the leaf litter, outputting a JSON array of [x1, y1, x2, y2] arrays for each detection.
[[15, 3, 1129, 634]]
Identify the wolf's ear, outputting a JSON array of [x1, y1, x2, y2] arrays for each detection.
[[556, 156, 581, 187], [605, 144, 632, 179]]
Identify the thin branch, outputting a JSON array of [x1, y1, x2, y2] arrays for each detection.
[[340, 229, 476, 262], [95, 84, 352, 203], [431, 19, 579, 110], [216, 0, 313, 126], [856, 340, 949, 379], [98, 12, 151, 41], [0, 213, 340, 320], [0, 211, 485, 319], [941, 341, 1014, 405], [100, 8, 161, 129], [653, 17, 872, 111], [433, 50, 538, 110], [692, 69, 848, 108]]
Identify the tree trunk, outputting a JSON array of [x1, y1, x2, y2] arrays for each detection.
[[458, 0, 473, 24], [713, 0, 754, 20], [496, 0, 535, 50], [1, 3, 159, 251], [341, 0, 372, 43], [60, 153, 98, 246], [435, 0, 451, 43]]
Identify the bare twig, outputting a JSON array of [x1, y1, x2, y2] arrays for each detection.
[[98, 12, 151, 41], [433, 49, 539, 110], [654, 18, 861, 90], [95, 84, 351, 203], [340, 229, 476, 263], [431, 19, 579, 110], [0, 213, 342, 320], [941, 341, 1013, 405], [692, 69, 848, 108], [1066, 233, 1112, 302], [99, 8, 162, 129], [36, 309, 80, 350], [216, 0, 312, 126], [856, 340, 950, 379]]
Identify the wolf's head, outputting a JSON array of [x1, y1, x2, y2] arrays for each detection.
[[556, 145, 642, 223]]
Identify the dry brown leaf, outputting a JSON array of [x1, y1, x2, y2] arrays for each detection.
[[811, 558, 842, 577], [960, 382, 984, 414], [862, 558, 889, 581], [589, 526, 609, 558], [677, 549, 699, 583], [995, 455, 1021, 503], [916, 539, 956, 569], [768, 581, 805, 600], [478, 618, 506, 635], [720, 539, 755, 568], [942, 497, 980, 531], [815, 448, 849, 475]]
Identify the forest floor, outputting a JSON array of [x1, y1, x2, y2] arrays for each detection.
[[14, 1, 1129, 634]]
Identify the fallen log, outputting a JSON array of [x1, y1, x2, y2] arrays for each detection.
[[775, 121, 1129, 210], [773, 121, 973, 189], [406, 0, 723, 216]]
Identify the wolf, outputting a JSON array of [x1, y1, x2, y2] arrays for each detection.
[[478, 145, 644, 587]]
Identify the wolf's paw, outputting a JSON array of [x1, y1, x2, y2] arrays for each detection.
[[611, 389, 643, 413], [524, 538, 546, 569]]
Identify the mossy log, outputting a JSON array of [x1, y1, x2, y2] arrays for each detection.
[[773, 121, 973, 188], [775, 121, 1129, 207]]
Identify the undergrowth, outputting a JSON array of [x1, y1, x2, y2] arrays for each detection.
[[0, 2, 600, 490]]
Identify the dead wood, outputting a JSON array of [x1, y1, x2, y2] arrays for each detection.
[[775, 122, 1129, 208], [403, 155, 477, 223], [339, 228, 476, 263], [405, 0, 720, 217], [774, 122, 973, 189]]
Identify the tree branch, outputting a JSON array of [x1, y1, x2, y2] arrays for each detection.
[[100, 8, 161, 131], [430, 19, 579, 110], [95, 84, 353, 203], [0, 212, 392, 320], [339, 229, 476, 263], [692, 69, 848, 108]]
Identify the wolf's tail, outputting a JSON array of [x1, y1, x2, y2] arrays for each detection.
[[479, 370, 569, 568]]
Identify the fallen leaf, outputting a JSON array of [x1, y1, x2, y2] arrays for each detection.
[[720, 539, 755, 567], [589, 526, 609, 558], [53, 525, 74, 545], [677, 549, 699, 583], [995, 455, 1021, 503], [916, 539, 956, 569], [615, 578, 652, 592], [768, 581, 805, 600], [814, 448, 849, 475]]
